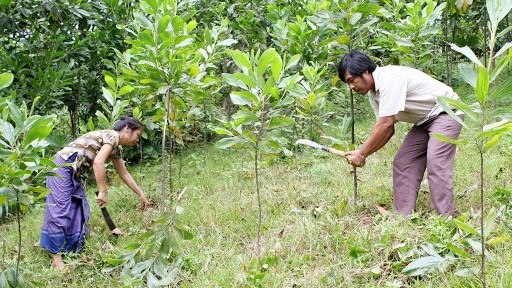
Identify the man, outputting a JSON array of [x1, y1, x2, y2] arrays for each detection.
[[337, 51, 463, 216]]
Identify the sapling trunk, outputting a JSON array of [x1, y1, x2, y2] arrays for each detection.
[[349, 90, 358, 203]]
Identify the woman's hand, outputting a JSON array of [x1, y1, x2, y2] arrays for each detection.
[[139, 194, 149, 211], [96, 191, 108, 208]]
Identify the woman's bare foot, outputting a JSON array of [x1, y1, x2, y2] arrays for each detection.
[[51, 254, 65, 271], [110, 227, 124, 235]]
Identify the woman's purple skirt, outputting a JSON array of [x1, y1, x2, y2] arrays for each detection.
[[40, 153, 90, 254]]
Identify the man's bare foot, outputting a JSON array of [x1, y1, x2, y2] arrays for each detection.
[[110, 227, 124, 235], [51, 254, 65, 271]]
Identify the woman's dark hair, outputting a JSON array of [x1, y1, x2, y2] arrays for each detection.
[[112, 116, 143, 132], [337, 51, 377, 83]]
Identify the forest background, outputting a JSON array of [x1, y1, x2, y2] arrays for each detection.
[[1, 0, 512, 287]]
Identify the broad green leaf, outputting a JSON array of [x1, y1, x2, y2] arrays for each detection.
[[436, 96, 478, 126], [213, 128, 233, 136], [134, 12, 154, 30], [452, 218, 480, 236], [7, 101, 23, 128], [234, 73, 256, 88], [450, 44, 483, 67], [215, 137, 244, 149], [446, 243, 470, 258], [158, 15, 171, 34], [217, 39, 238, 47], [483, 134, 501, 150], [105, 258, 125, 266], [268, 116, 295, 128], [0, 72, 13, 89], [102, 87, 115, 106], [187, 20, 197, 33], [95, 111, 110, 129], [257, 49, 276, 78], [432, 132, 467, 145], [131, 259, 153, 275], [223, 73, 248, 90], [489, 76, 512, 99], [228, 50, 251, 74], [233, 110, 259, 126], [1, 121, 15, 146], [486, 236, 510, 245], [401, 255, 445, 276], [478, 123, 512, 138], [494, 42, 512, 58], [349, 12, 362, 25], [483, 207, 496, 237], [118, 85, 134, 96], [486, 0, 512, 32], [475, 66, 489, 104], [271, 53, 283, 82], [457, 63, 477, 88], [23, 116, 54, 147], [230, 91, 258, 106], [284, 54, 301, 70], [104, 75, 116, 91]]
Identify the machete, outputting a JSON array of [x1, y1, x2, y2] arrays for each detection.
[[95, 191, 117, 232], [295, 139, 346, 157]]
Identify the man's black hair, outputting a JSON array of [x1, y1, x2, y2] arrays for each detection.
[[337, 51, 377, 83]]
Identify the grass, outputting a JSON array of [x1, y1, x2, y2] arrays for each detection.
[[1, 116, 512, 287]]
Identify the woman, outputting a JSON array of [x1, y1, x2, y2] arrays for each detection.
[[40, 116, 149, 271]]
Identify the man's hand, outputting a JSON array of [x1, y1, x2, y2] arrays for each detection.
[[96, 191, 107, 208], [345, 149, 366, 167]]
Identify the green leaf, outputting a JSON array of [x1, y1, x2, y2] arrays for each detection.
[[23, 116, 54, 147], [118, 85, 134, 96], [1, 121, 16, 146], [7, 101, 24, 128], [401, 255, 445, 276], [222, 73, 248, 90], [0, 72, 13, 89], [486, 0, 512, 32], [479, 123, 512, 138], [284, 54, 301, 70], [432, 132, 467, 145], [158, 15, 171, 34], [271, 53, 283, 82], [483, 134, 501, 150], [105, 258, 125, 266], [134, 12, 154, 30], [436, 96, 478, 126], [268, 116, 295, 128], [489, 76, 512, 100], [446, 243, 470, 258], [457, 63, 477, 88], [483, 207, 497, 237], [452, 218, 480, 236], [475, 66, 489, 104], [102, 87, 115, 106], [348, 246, 366, 259], [215, 137, 244, 149], [234, 73, 257, 89], [213, 128, 233, 136], [230, 91, 258, 106], [228, 50, 251, 74], [105, 75, 116, 91], [257, 49, 276, 78], [494, 42, 512, 58], [450, 44, 484, 67]]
